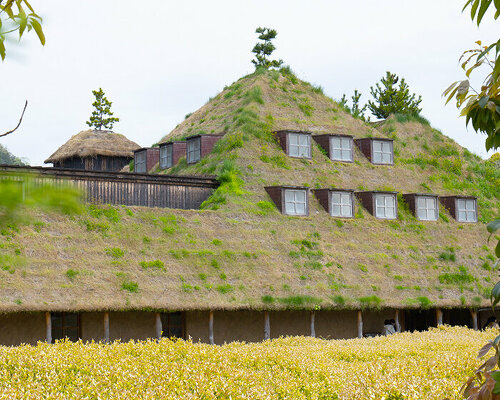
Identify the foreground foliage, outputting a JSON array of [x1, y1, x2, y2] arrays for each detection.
[[0, 326, 496, 399]]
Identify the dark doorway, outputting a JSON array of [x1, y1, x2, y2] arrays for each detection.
[[161, 312, 185, 339], [404, 309, 436, 332], [51, 312, 81, 342], [444, 309, 472, 328]]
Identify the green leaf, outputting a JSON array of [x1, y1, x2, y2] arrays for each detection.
[[477, 0, 492, 24], [491, 281, 500, 307], [496, 241, 500, 258], [487, 219, 500, 234], [30, 19, 45, 45], [0, 38, 5, 61]]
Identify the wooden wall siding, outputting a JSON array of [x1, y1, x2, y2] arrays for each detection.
[[200, 135, 224, 158], [55, 156, 131, 172], [172, 142, 187, 165], [312, 189, 330, 212], [402, 194, 417, 216], [274, 131, 289, 154], [355, 191, 375, 216], [439, 196, 457, 220], [146, 148, 160, 172], [312, 135, 330, 158], [354, 138, 372, 161], [0, 165, 218, 210], [264, 186, 284, 213]]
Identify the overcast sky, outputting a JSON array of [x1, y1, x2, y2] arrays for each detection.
[[0, 0, 498, 165]]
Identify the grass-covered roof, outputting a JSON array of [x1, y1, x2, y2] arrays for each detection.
[[2, 68, 498, 312]]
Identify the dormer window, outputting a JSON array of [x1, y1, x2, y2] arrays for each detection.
[[372, 140, 393, 164], [274, 131, 312, 159], [356, 191, 398, 220], [439, 196, 478, 223], [354, 138, 394, 165], [457, 198, 477, 222], [284, 189, 307, 215], [160, 144, 173, 169], [134, 148, 160, 174], [265, 186, 309, 216], [187, 137, 201, 164], [403, 194, 439, 221], [185, 134, 224, 165], [313, 189, 354, 217], [330, 136, 353, 162], [134, 150, 146, 173], [289, 133, 311, 158], [375, 193, 396, 219], [416, 196, 438, 221], [159, 141, 186, 170]]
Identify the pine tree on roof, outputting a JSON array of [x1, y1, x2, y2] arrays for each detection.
[[86, 88, 120, 131]]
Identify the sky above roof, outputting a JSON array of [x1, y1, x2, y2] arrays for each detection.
[[0, 0, 498, 165]]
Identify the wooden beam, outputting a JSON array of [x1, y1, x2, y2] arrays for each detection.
[[103, 312, 110, 343], [395, 309, 401, 332], [264, 311, 270, 340], [310, 311, 316, 338], [470, 309, 478, 331], [209, 311, 214, 345], [357, 310, 363, 338], [45, 312, 52, 344], [436, 308, 443, 326], [155, 312, 162, 340]]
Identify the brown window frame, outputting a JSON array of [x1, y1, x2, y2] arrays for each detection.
[[160, 312, 185, 339], [51, 312, 81, 343]]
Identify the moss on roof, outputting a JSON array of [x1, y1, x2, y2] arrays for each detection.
[[2, 69, 499, 312]]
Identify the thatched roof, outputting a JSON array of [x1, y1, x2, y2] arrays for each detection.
[[45, 130, 140, 164], [2, 70, 498, 313]]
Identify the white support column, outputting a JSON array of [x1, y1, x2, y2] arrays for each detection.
[[45, 312, 52, 344], [310, 311, 316, 338], [209, 311, 214, 345], [395, 309, 401, 332], [103, 312, 110, 343], [470, 309, 478, 331], [264, 311, 270, 340], [155, 312, 162, 340], [436, 308, 443, 326], [357, 310, 363, 338]]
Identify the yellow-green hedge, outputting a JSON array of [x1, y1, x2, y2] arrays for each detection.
[[0, 326, 494, 399]]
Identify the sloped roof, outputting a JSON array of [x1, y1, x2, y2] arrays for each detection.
[[2, 69, 498, 312], [45, 130, 141, 164]]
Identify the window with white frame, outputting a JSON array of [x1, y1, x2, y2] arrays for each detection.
[[159, 144, 173, 169], [374, 193, 396, 219], [456, 198, 477, 222], [135, 151, 146, 173], [416, 196, 438, 221], [187, 138, 201, 164], [330, 191, 353, 217], [288, 133, 311, 158], [330, 136, 353, 162], [284, 189, 307, 215], [372, 140, 393, 164]]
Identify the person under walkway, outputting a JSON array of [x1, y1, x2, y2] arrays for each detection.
[[483, 316, 500, 330], [383, 319, 396, 335]]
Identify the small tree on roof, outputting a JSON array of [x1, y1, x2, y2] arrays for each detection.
[[251, 27, 283, 70], [367, 71, 422, 119], [86, 88, 120, 131]]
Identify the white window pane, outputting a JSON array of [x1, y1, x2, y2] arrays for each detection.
[[342, 138, 352, 150], [331, 204, 341, 216], [457, 199, 465, 210], [375, 196, 384, 207], [373, 141, 382, 152], [285, 202, 295, 214], [295, 190, 306, 202], [386, 196, 395, 207], [285, 190, 295, 202], [417, 197, 426, 209], [458, 211, 467, 221], [331, 149, 342, 160], [341, 150, 352, 161], [295, 203, 306, 215], [331, 193, 341, 203], [382, 142, 391, 153], [340, 193, 350, 204], [299, 135, 309, 146], [385, 207, 395, 219], [289, 134, 299, 145], [466, 200, 474, 210], [376, 206, 385, 217], [341, 205, 352, 217], [331, 137, 340, 149], [382, 153, 390, 163]]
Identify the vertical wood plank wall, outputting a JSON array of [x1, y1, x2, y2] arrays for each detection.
[[0, 166, 218, 210]]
